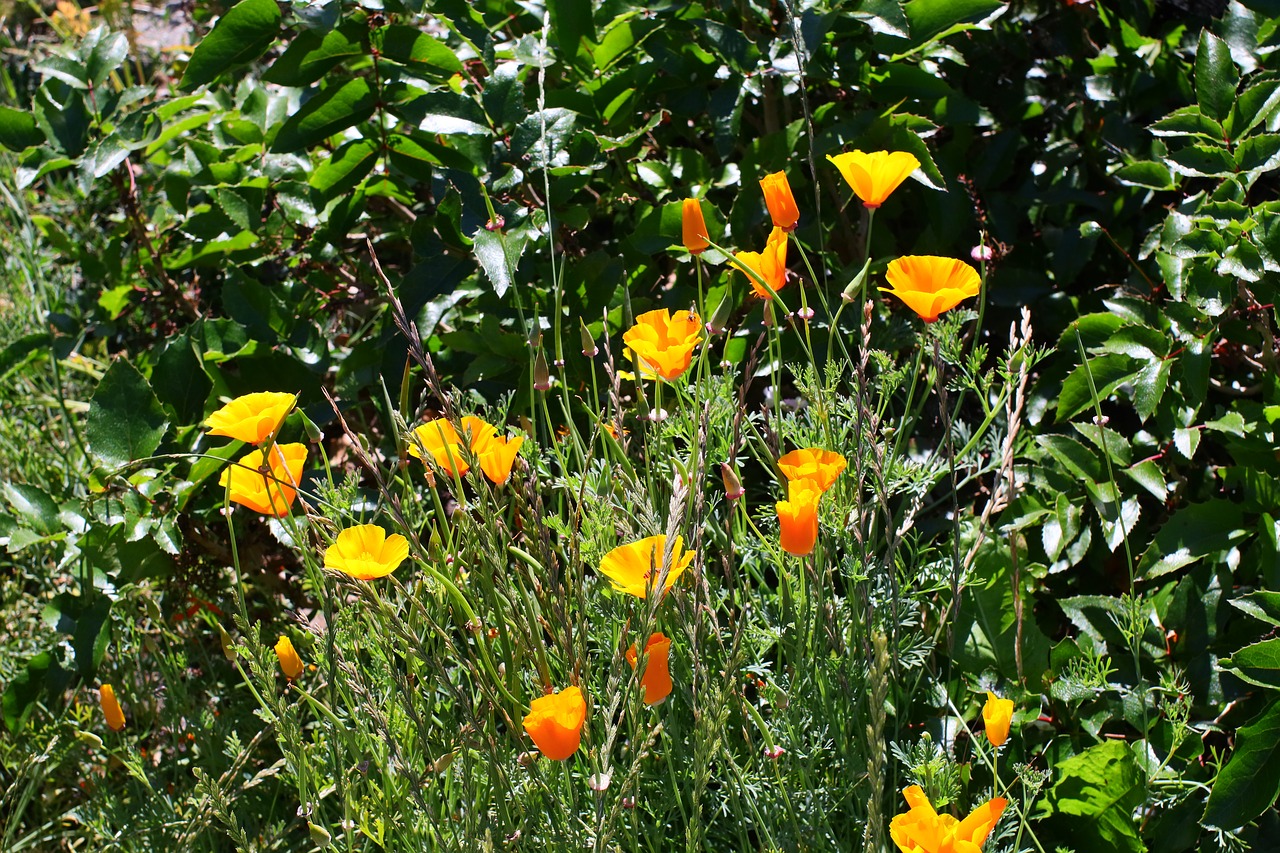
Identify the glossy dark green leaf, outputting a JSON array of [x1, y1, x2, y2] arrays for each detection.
[[3, 483, 60, 535], [152, 332, 211, 425], [546, 0, 594, 59], [2, 651, 68, 733], [264, 22, 366, 87], [42, 592, 112, 679], [1149, 106, 1224, 141], [1230, 590, 1280, 627], [86, 359, 169, 469], [1236, 133, 1280, 172], [1221, 636, 1280, 689], [1204, 699, 1280, 829], [1113, 160, 1175, 190], [1056, 353, 1138, 422], [1137, 499, 1248, 579], [270, 78, 376, 152], [1131, 359, 1170, 421], [1229, 80, 1280, 140], [1196, 30, 1238, 123], [1167, 143, 1236, 178], [381, 26, 464, 75], [472, 224, 529, 299], [310, 137, 379, 197], [0, 106, 43, 152], [901, 0, 1003, 45], [85, 27, 129, 87], [180, 0, 282, 90]]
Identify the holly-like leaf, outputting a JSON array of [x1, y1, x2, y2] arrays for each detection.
[[86, 359, 169, 469], [180, 0, 282, 90], [1195, 30, 1238, 124], [270, 78, 376, 153], [1203, 699, 1280, 829], [1039, 741, 1146, 853]]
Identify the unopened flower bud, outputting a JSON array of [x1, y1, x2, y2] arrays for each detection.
[[578, 320, 598, 357], [706, 291, 734, 336], [971, 244, 993, 262], [765, 744, 785, 760], [308, 823, 332, 848], [720, 463, 744, 501], [217, 623, 236, 662], [533, 351, 552, 391]]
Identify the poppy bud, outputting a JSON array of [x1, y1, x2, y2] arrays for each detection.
[[217, 623, 236, 662], [533, 350, 552, 391], [706, 291, 734, 336], [760, 172, 800, 232], [721, 463, 744, 501], [580, 319, 598, 357], [275, 635, 304, 680], [99, 684, 125, 732], [682, 198, 710, 255], [983, 692, 1014, 747]]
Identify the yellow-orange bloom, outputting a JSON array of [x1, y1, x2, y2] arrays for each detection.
[[599, 535, 693, 599], [760, 171, 800, 232], [218, 443, 307, 516], [732, 226, 788, 300], [777, 448, 847, 494], [99, 683, 125, 731], [622, 309, 703, 381], [205, 392, 296, 444], [325, 524, 410, 580], [472, 432, 524, 486], [275, 635, 303, 679], [682, 198, 710, 255], [983, 692, 1014, 748], [523, 686, 587, 760], [626, 633, 673, 706], [881, 256, 982, 323], [890, 786, 1007, 853], [776, 482, 820, 556], [827, 149, 920, 209], [408, 416, 496, 477]]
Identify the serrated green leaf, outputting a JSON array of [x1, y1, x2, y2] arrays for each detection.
[[1203, 699, 1280, 829], [1137, 499, 1248, 579], [1114, 160, 1175, 190], [1131, 359, 1170, 421], [3, 483, 60, 535], [1236, 133, 1280, 172], [1057, 353, 1139, 422], [1196, 30, 1238, 123], [1036, 434, 1106, 484], [472, 224, 529, 299], [1168, 144, 1236, 178], [1174, 426, 1200, 460], [382, 26, 464, 75], [86, 360, 169, 469], [1229, 80, 1280, 140], [309, 137, 378, 196], [1149, 105, 1225, 140], [1040, 741, 1146, 853], [901, 0, 1003, 45], [1127, 460, 1167, 501], [270, 78, 376, 152], [1230, 591, 1280, 627], [263, 21, 366, 87], [180, 0, 281, 90], [1220, 636, 1280, 689]]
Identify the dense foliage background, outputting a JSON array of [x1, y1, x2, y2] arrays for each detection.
[[2, 0, 1280, 849]]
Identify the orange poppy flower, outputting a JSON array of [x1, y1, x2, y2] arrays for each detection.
[[523, 686, 587, 761], [982, 692, 1014, 748], [205, 392, 296, 445], [889, 785, 1007, 853], [881, 256, 982, 323], [472, 432, 524, 486], [407, 416, 497, 477], [622, 309, 703, 381], [682, 198, 710, 255], [275, 635, 303, 679], [626, 632, 673, 705], [760, 171, 800, 231], [99, 683, 125, 731], [827, 150, 920, 209], [599, 535, 693, 599], [732, 226, 788, 300], [776, 482, 820, 556], [777, 448, 847, 494], [325, 524, 411, 580], [218, 443, 307, 516]]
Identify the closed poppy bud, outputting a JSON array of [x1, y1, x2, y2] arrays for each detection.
[[706, 290, 734, 336], [580, 319, 598, 358], [760, 171, 800, 232], [682, 198, 710, 255], [983, 691, 1014, 747], [275, 635, 304, 680], [625, 633, 673, 705], [776, 483, 820, 556], [522, 686, 587, 760], [99, 683, 125, 732], [721, 463, 744, 501], [533, 350, 552, 391], [826, 150, 920, 209], [217, 623, 236, 662]]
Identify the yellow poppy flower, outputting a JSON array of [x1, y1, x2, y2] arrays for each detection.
[[777, 448, 847, 494], [890, 785, 1007, 853], [732, 226, 789, 300], [407, 416, 497, 477], [626, 632, 674, 706], [205, 392, 296, 444], [324, 524, 411, 580], [523, 686, 587, 761], [881, 255, 982, 323], [983, 692, 1014, 747], [275, 635, 303, 679], [621, 309, 703, 382], [682, 198, 710, 255], [218, 443, 307, 516], [776, 481, 821, 556], [99, 683, 125, 732], [827, 149, 920, 209], [599, 534, 693, 599], [760, 171, 800, 232]]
